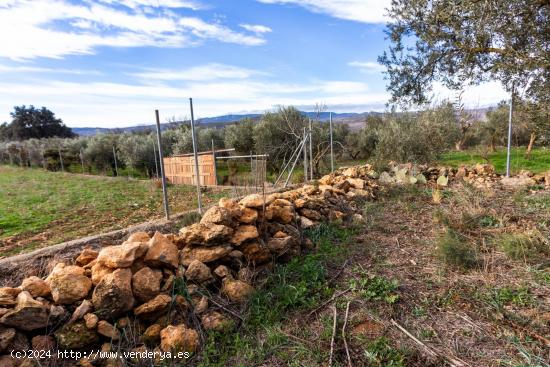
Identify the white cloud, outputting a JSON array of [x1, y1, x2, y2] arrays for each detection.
[[131, 63, 265, 81], [257, 0, 391, 24], [0, 0, 267, 60], [239, 24, 272, 33], [349, 61, 386, 74], [0, 64, 102, 75]]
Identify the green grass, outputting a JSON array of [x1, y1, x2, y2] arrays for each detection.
[[440, 147, 550, 174], [0, 165, 225, 255], [198, 222, 355, 366]]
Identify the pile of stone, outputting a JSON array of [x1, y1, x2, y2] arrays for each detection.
[[0, 179, 369, 366]]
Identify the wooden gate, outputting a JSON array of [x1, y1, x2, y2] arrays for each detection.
[[163, 152, 217, 186]]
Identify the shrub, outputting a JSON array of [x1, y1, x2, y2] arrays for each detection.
[[436, 228, 479, 269]]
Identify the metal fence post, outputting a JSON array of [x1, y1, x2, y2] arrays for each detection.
[[112, 146, 119, 176], [58, 147, 64, 172], [189, 98, 203, 214], [329, 112, 334, 172], [212, 139, 218, 185], [506, 86, 514, 177], [309, 118, 313, 179], [155, 110, 170, 220], [303, 127, 308, 182]]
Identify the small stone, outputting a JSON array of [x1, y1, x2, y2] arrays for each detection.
[[299, 208, 321, 221], [185, 260, 213, 284], [213, 265, 231, 278], [237, 207, 258, 224], [84, 313, 99, 329], [97, 320, 120, 341], [0, 291, 50, 331], [194, 296, 208, 314], [179, 223, 233, 246], [200, 206, 234, 227], [117, 317, 130, 328], [91, 262, 114, 286], [160, 325, 199, 354], [221, 277, 255, 303], [0, 288, 21, 307], [134, 294, 171, 316], [265, 199, 295, 224], [68, 299, 93, 324], [75, 248, 99, 267], [219, 198, 243, 218], [127, 231, 151, 243], [132, 267, 162, 302], [55, 321, 99, 350], [239, 194, 265, 208], [201, 311, 232, 332], [46, 264, 92, 304], [20, 276, 50, 298], [92, 268, 134, 319], [31, 335, 55, 351], [96, 242, 148, 269], [230, 225, 259, 246], [299, 216, 315, 229], [180, 244, 233, 266], [142, 324, 161, 347], [240, 241, 271, 264], [144, 232, 179, 269]]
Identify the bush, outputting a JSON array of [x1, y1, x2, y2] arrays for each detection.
[[436, 228, 479, 269]]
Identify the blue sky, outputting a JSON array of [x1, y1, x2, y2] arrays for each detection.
[[0, 0, 508, 127]]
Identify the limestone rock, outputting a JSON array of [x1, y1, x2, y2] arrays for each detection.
[[179, 223, 233, 247], [75, 248, 99, 267], [502, 176, 536, 187], [267, 236, 296, 256], [55, 321, 99, 350], [92, 268, 134, 319], [97, 320, 120, 341], [218, 197, 243, 218], [132, 267, 162, 302], [346, 178, 365, 189], [0, 326, 16, 352], [96, 242, 148, 268], [201, 311, 232, 332], [31, 335, 55, 351], [237, 207, 258, 224], [160, 325, 199, 354], [4, 330, 28, 352], [185, 260, 213, 284], [213, 265, 231, 278], [68, 299, 93, 324], [0, 291, 50, 331], [180, 244, 233, 266], [84, 313, 98, 329], [20, 276, 50, 298], [142, 324, 161, 347], [46, 264, 92, 304], [91, 262, 114, 286], [200, 206, 233, 227], [193, 296, 208, 314], [221, 278, 255, 303], [239, 194, 265, 208], [299, 216, 315, 229], [143, 232, 179, 269], [241, 241, 271, 264], [230, 225, 259, 246], [299, 208, 321, 221], [0, 288, 21, 307], [134, 294, 171, 316], [265, 199, 295, 224], [127, 231, 151, 243]]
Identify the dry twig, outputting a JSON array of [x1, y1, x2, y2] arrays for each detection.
[[342, 301, 352, 367], [329, 305, 337, 367]]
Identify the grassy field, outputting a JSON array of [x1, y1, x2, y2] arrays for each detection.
[[440, 147, 550, 174], [0, 165, 227, 256]]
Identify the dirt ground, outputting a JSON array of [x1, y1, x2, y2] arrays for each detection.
[[252, 182, 549, 366]]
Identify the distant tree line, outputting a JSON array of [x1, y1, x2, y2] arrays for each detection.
[[1, 102, 548, 178]]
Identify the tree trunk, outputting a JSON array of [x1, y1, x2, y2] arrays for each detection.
[[525, 132, 536, 159], [455, 139, 465, 151], [489, 136, 496, 152]]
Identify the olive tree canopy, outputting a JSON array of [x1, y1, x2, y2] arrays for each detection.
[[379, 0, 550, 106]]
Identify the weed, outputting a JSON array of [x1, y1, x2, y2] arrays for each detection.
[[436, 228, 479, 269], [487, 287, 535, 309], [363, 337, 407, 367], [507, 336, 550, 367], [497, 232, 549, 261], [349, 273, 400, 304]]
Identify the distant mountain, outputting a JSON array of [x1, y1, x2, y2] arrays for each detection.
[[70, 108, 489, 136]]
